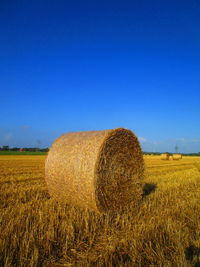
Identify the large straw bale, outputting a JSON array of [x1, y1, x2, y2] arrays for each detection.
[[172, 154, 182, 160], [161, 153, 170, 160], [45, 128, 144, 213]]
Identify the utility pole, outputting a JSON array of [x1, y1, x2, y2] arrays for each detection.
[[36, 140, 41, 151], [175, 144, 178, 154]]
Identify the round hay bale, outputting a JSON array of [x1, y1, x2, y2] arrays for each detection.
[[161, 153, 170, 160], [172, 154, 182, 160], [45, 128, 144, 213]]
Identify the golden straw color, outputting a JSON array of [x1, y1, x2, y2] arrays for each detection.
[[161, 153, 170, 160], [45, 128, 144, 213], [172, 154, 182, 160]]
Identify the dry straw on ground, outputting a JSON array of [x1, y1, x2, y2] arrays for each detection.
[[172, 154, 182, 160], [45, 128, 144, 213], [161, 153, 170, 160]]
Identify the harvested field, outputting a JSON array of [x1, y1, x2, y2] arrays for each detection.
[[0, 155, 200, 266]]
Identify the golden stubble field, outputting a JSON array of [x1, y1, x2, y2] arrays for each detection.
[[0, 155, 200, 267]]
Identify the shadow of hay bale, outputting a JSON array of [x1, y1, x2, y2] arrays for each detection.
[[142, 183, 157, 197], [185, 245, 200, 266]]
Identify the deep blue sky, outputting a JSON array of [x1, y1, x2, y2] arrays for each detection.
[[0, 0, 200, 152]]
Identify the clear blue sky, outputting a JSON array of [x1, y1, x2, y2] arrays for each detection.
[[0, 0, 200, 153]]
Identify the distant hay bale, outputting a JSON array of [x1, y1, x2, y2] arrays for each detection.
[[172, 154, 182, 160], [45, 128, 144, 213], [161, 153, 170, 160]]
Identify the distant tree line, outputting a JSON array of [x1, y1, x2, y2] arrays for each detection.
[[143, 152, 200, 156], [0, 146, 49, 152]]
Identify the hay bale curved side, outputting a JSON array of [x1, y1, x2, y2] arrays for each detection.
[[161, 153, 170, 160], [172, 154, 182, 160], [45, 128, 144, 212]]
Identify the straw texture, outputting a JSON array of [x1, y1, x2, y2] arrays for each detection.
[[45, 128, 144, 213], [161, 153, 170, 160]]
